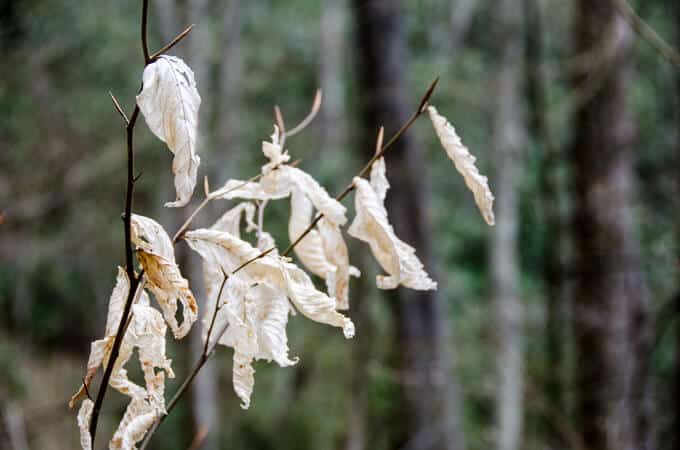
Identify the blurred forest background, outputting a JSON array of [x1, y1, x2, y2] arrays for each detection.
[[1, 0, 680, 449]]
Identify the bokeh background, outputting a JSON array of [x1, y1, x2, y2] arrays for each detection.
[[1, 0, 679, 450]]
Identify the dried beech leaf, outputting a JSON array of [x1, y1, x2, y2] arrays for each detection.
[[369, 157, 390, 203], [77, 399, 93, 450], [109, 398, 159, 450], [185, 229, 353, 408], [348, 159, 437, 291], [136, 55, 201, 207], [70, 267, 130, 408], [131, 214, 197, 338], [428, 106, 495, 225], [211, 202, 257, 237], [289, 188, 358, 309], [289, 188, 336, 277]]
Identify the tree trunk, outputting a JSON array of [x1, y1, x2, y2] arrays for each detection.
[[489, 2, 525, 450], [525, 0, 567, 447], [184, 2, 220, 449], [352, 1, 463, 450], [319, 0, 347, 160], [570, 2, 652, 450], [217, 0, 242, 160], [448, 0, 478, 56]]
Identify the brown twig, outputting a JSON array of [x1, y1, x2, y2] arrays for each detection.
[[109, 92, 129, 125], [139, 76, 439, 450], [141, 0, 150, 64], [202, 270, 229, 357], [150, 24, 195, 60], [285, 89, 323, 137], [612, 0, 680, 68]]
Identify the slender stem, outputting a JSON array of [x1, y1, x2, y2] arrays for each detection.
[[109, 92, 130, 125], [202, 272, 229, 357], [151, 24, 195, 60], [88, 1, 153, 444], [612, 0, 680, 69], [141, 0, 151, 64], [139, 77, 439, 450], [173, 196, 211, 243]]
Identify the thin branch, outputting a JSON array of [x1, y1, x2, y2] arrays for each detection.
[[274, 105, 286, 148], [109, 92, 129, 125], [88, 1, 151, 444], [613, 0, 680, 68], [151, 24, 195, 60], [141, 0, 151, 64], [285, 89, 323, 137], [173, 196, 211, 244], [202, 271, 229, 357]]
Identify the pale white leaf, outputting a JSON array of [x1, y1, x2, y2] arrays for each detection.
[[109, 398, 159, 450], [428, 105, 495, 225], [288, 188, 358, 309], [348, 160, 437, 291], [131, 214, 197, 338], [136, 55, 201, 207], [77, 399, 93, 450]]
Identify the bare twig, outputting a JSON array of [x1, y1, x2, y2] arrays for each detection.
[[274, 105, 287, 148], [109, 92, 129, 125], [89, 0, 152, 444], [151, 24, 195, 60], [141, 0, 150, 64], [139, 76, 439, 450], [201, 270, 229, 357], [285, 89, 323, 137], [613, 0, 680, 68]]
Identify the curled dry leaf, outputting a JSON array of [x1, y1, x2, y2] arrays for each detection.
[[136, 55, 201, 208], [109, 398, 159, 450], [70, 266, 130, 408], [289, 188, 359, 309], [428, 105, 495, 225], [348, 158, 437, 291], [131, 214, 197, 339], [73, 270, 174, 450], [185, 228, 353, 408]]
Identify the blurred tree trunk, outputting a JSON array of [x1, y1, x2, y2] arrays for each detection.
[[525, 0, 567, 447], [674, 4, 680, 450], [319, 0, 347, 159], [489, 2, 525, 450], [352, 1, 463, 450], [570, 2, 652, 450], [448, 0, 478, 56], [217, 0, 242, 161]]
